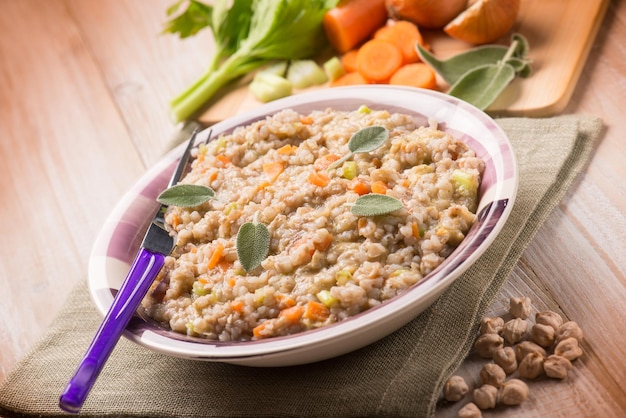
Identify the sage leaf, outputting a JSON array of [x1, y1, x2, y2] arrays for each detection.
[[417, 43, 510, 85], [447, 62, 516, 110], [330, 126, 389, 169], [350, 194, 403, 216], [511, 33, 529, 57], [236, 215, 270, 273], [506, 57, 532, 77], [157, 184, 215, 207], [348, 125, 389, 153]]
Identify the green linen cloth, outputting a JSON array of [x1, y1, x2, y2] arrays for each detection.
[[0, 115, 603, 417]]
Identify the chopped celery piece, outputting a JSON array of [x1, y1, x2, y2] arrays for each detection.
[[249, 72, 293, 103], [323, 56, 345, 81], [212, 136, 227, 152], [224, 202, 238, 215], [358, 105, 371, 114], [287, 59, 328, 89], [316, 290, 338, 307], [192, 281, 210, 296], [452, 169, 478, 194], [391, 269, 409, 277], [335, 269, 353, 285], [341, 161, 358, 179], [259, 60, 289, 77]]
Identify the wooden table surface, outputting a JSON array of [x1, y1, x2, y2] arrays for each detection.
[[1, 1, 624, 416]]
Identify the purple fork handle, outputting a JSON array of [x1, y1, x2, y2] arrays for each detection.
[[58, 248, 165, 413]]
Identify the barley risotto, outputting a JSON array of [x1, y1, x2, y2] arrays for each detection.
[[142, 106, 485, 341]]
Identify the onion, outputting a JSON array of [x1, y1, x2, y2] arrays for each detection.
[[444, 0, 520, 45], [386, 0, 469, 29]]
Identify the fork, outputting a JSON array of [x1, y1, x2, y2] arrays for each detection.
[[58, 129, 199, 413]]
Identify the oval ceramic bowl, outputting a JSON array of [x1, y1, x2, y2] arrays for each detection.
[[88, 85, 518, 367]]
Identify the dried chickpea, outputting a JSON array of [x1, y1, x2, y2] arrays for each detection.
[[518, 352, 545, 380], [554, 337, 583, 361], [544, 354, 572, 379], [444, 375, 469, 402], [509, 296, 532, 319], [502, 318, 528, 345], [474, 333, 504, 359], [530, 323, 555, 348], [479, 316, 504, 335], [535, 310, 563, 331], [498, 378, 529, 406], [479, 363, 506, 388], [493, 346, 517, 374], [457, 402, 482, 418], [515, 341, 547, 363], [555, 321, 584, 344], [473, 384, 498, 410]]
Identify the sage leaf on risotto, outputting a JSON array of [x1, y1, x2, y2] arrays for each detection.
[[350, 194, 404, 216], [237, 216, 270, 273], [330, 125, 389, 169], [157, 184, 215, 207]]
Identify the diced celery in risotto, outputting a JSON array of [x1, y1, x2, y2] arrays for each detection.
[[141, 107, 484, 341]]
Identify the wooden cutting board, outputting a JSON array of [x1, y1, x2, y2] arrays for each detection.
[[198, 0, 609, 124]]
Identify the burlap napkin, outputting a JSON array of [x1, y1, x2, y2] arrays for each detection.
[[0, 115, 603, 418]]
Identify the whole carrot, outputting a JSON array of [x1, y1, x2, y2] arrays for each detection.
[[323, 0, 388, 53]]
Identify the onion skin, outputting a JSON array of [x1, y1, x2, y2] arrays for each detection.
[[386, 0, 468, 29], [444, 0, 521, 45]]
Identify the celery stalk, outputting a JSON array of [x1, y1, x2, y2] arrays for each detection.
[[167, 0, 338, 123]]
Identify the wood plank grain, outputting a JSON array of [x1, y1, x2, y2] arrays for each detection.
[[437, 1, 626, 415], [66, 0, 214, 167], [0, 0, 144, 380]]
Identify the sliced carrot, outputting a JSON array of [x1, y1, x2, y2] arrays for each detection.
[[411, 222, 420, 239], [374, 20, 425, 64], [207, 242, 224, 269], [277, 144, 297, 155], [279, 305, 305, 323], [340, 49, 359, 73], [170, 213, 182, 229], [300, 116, 314, 125], [227, 277, 236, 287], [208, 169, 218, 183], [231, 300, 244, 313], [262, 161, 284, 182], [257, 180, 271, 191], [330, 71, 368, 87], [276, 294, 296, 309], [314, 154, 341, 171], [389, 63, 438, 90], [323, 0, 388, 53], [371, 180, 388, 194], [216, 154, 230, 165], [348, 177, 370, 195], [253, 321, 269, 338], [356, 39, 403, 83], [308, 171, 330, 187], [304, 301, 330, 322]]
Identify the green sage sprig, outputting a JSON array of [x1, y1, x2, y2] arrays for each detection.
[[236, 212, 270, 273], [350, 194, 403, 216], [157, 184, 216, 207], [417, 33, 532, 110], [329, 125, 389, 169]]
